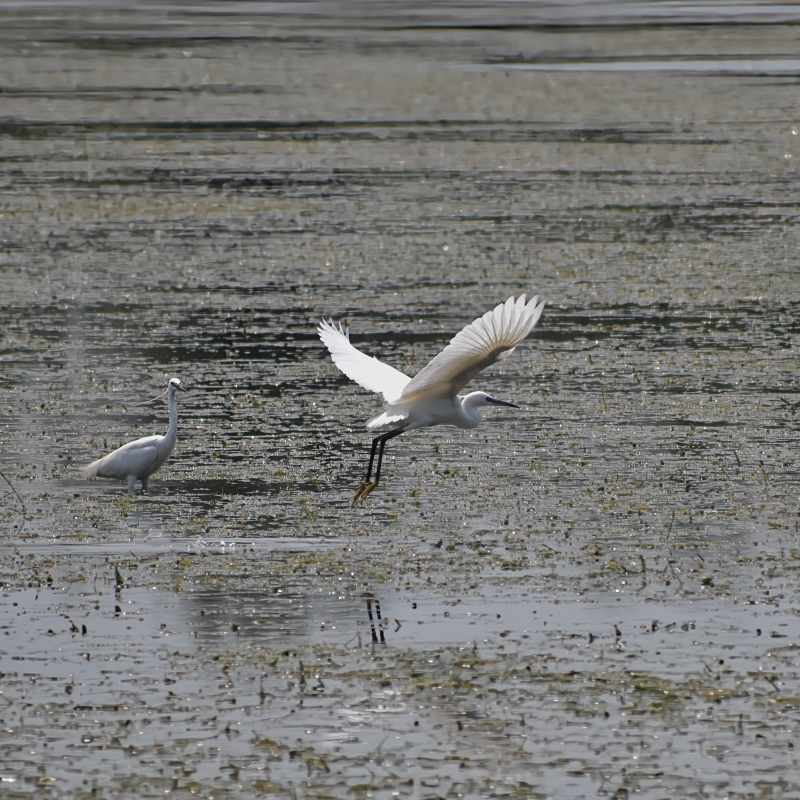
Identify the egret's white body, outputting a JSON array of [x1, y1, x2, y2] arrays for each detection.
[[81, 377, 187, 493], [318, 294, 546, 501]]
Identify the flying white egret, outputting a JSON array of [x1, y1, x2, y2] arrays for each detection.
[[318, 294, 546, 503], [81, 377, 187, 493]]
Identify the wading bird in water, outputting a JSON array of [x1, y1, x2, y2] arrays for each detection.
[[81, 377, 187, 493], [318, 295, 545, 503]]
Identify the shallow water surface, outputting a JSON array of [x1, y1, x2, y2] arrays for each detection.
[[1, 2, 800, 798]]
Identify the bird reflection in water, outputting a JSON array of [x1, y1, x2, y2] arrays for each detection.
[[366, 597, 386, 645]]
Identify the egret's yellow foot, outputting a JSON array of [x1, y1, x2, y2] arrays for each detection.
[[353, 481, 378, 505]]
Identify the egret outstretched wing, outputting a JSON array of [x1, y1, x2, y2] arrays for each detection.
[[399, 295, 545, 401], [318, 319, 411, 403], [82, 437, 161, 480]]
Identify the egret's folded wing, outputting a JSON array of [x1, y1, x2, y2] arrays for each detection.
[[399, 295, 545, 401], [318, 319, 411, 403], [83, 440, 160, 480]]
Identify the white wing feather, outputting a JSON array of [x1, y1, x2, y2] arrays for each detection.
[[81, 437, 161, 480], [399, 295, 545, 401], [318, 319, 412, 403]]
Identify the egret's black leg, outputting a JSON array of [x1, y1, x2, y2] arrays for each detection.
[[363, 436, 382, 483], [353, 428, 404, 504], [373, 429, 404, 486]]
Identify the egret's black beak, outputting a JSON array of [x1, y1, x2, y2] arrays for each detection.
[[179, 385, 188, 392], [488, 398, 519, 409]]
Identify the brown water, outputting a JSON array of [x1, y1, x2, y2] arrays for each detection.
[[1, 3, 800, 798]]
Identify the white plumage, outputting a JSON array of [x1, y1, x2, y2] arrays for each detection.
[[81, 377, 187, 493], [317, 320, 411, 403], [318, 294, 545, 502]]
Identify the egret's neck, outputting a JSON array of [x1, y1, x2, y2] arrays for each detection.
[[165, 388, 178, 443], [459, 393, 484, 429]]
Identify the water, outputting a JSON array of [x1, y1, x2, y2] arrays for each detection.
[[1, 3, 800, 798]]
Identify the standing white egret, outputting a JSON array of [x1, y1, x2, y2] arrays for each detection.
[[318, 294, 546, 503], [81, 377, 187, 493]]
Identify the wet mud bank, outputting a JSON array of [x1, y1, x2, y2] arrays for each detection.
[[1, 2, 800, 797]]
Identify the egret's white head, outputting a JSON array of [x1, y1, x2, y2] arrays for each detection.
[[460, 391, 519, 428], [132, 377, 187, 407], [463, 391, 519, 410]]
